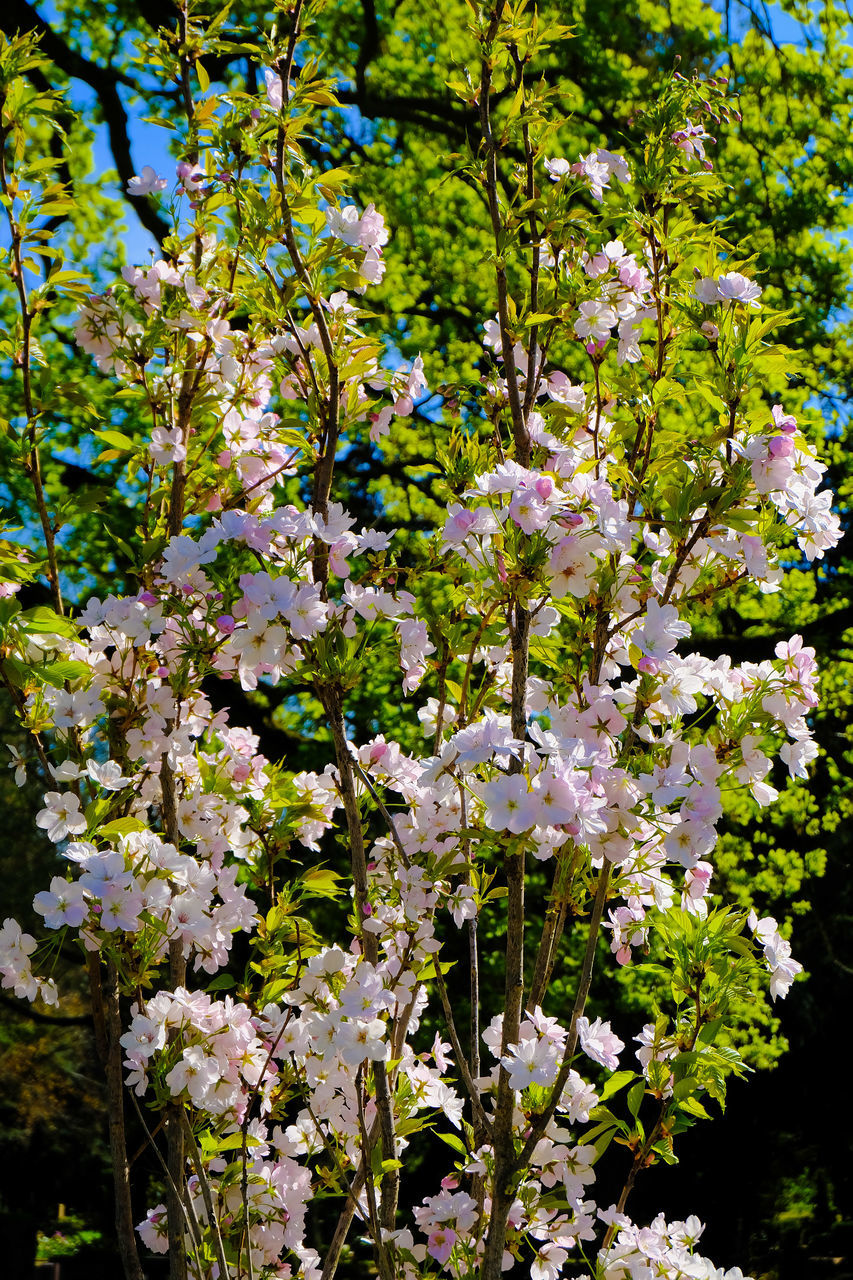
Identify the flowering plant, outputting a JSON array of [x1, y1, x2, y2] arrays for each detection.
[[0, 4, 838, 1280]]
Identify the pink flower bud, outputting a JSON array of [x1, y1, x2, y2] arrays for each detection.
[[216, 615, 236, 634], [769, 436, 794, 459]]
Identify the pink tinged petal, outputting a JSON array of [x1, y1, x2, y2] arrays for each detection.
[[427, 1228, 457, 1265]]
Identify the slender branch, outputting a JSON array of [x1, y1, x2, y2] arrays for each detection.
[[320, 1152, 372, 1280], [432, 637, 452, 752], [475, 20, 536, 1255], [182, 1113, 229, 1280], [509, 44, 543, 419], [317, 686, 399, 1271], [602, 987, 707, 1250], [99, 959, 146, 1280], [515, 863, 613, 1169], [355, 1066, 393, 1280], [433, 960, 494, 1138], [127, 1093, 204, 1276], [0, 664, 54, 776], [270, 7, 339, 559], [526, 843, 581, 1013], [162, 736, 188, 1280], [480, 608, 531, 1280], [0, 1, 169, 244], [349, 752, 410, 868], [240, 1118, 256, 1280], [0, 115, 63, 613], [166, 2, 200, 542], [281, 0, 305, 99], [459, 785, 482, 1093], [478, 3, 530, 465]]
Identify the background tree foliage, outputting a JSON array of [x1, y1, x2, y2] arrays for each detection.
[[0, 1, 851, 1276]]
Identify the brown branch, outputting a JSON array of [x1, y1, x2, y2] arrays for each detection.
[[0, 2, 169, 245], [526, 844, 581, 1014], [477, 3, 530, 467], [481, 561, 532, 1279], [0, 113, 63, 614], [98, 959, 145, 1280], [432, 959, 494, 1139], [161, 727, 188, 1280], [515, 863, 613, 1170], [182, 1114, 229, 1280]]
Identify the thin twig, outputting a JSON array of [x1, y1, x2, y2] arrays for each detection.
[[182, 1112, 230, 1280]]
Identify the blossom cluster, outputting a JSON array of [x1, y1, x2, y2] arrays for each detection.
[[0, 27, 834, 1280]]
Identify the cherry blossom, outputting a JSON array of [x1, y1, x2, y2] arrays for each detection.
[[0, 26, 828, 1280], [126, 165, 168, 196], [35, 792, 87, 842]]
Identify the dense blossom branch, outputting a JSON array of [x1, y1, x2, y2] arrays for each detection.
[[0, 8, 837, 1280]]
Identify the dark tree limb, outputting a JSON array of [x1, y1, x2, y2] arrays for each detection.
[[0, 992, 92, 1025], [1, 0, 170, 245], [88, 957, 145, 1280]]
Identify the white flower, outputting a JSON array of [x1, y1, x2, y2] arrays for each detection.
[[574, 299, 617, 341], [87, 759, 131, 790], [501, 1034, 560, 1090], [36, 792, 87, 843], [149, 426, 187, 466], [33, 876, 88, 929], [576, 1015, 624, 1070], [7, 745, 25, 787], [336, 1017, 388, 1065], [127, 165, 168, 196], [263, 66, 283, 109], [545, 157, 571, 181]]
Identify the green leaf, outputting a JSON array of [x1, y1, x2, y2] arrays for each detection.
[[207, 973, 238, 992], [37, 660, 91, 687], [300, 866, 345, 898], [599, 1069, 637, 1102], [202, 1132, 261, 1153], [435, 1131, 467, 1155], [93, 429, 135, 452], [627, 1081, 645, 1118], [673, 1076, 698, 1101], [20, 606, 77, 637], [680, 1096, 711, 1120], [99, 817, 147, 838]]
